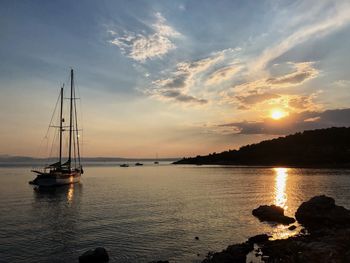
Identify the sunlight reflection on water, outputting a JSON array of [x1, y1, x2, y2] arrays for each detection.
[[274, 167, 288, 209], [67, 183, 74, 203], [272, 167, 300, 240]]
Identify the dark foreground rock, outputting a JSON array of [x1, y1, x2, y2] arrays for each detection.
[[295, 195, 350, 230], [261, 228, 350, 263], [201, 242, 253, 263], [252, 204, 295, 225], [79, 247, 109, 263], [288, 225, 297, 230], [248, 234, 270, 244]]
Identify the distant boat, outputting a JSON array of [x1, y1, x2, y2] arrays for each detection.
[[30, 69, 83, 187], [120, 164, 129, 167], [135, 162, 143, 166], [154, 153, 159, 164]]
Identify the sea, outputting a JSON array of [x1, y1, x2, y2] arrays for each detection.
[[1, 162, 350, 262]]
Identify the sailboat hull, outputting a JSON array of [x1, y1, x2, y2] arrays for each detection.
[[30, 171, 81, 187]]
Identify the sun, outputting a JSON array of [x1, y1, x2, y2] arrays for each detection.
[[271, 109, 286, 120]]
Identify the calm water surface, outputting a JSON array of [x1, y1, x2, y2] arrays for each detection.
[[1, 164, 350, 262]]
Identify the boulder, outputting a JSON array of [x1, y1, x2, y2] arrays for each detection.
[[252, 205, 295, 225], [288, 225, 297, 231], [248, 234, 270, 244], [202, 242, 253, 263], [79, 247, 109, 263], [295, 195, 350, 230]]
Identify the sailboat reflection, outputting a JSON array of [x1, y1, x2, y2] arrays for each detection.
[[33, 183, 81, 205], [274, 168, 288, 209]]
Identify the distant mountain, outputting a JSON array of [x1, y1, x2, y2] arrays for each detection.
[[174, 127, 350, 167]]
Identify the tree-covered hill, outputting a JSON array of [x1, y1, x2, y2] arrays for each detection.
[[174, 127, 350, 167]]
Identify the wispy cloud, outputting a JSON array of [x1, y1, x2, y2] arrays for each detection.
[[148, 50, 230, 104], [235, 92, 280, 106], [251, 1, 350, 73], [221, 62, 319, 109], [205, 63, 243, 86], [109, 12, 181, 62], [266, 62, 318, 86]]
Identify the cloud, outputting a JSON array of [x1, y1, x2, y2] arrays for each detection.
[[206, 64, 243, 85], [251, 1, 350, 73], [266, 62, 318, 86], [158, 90, 208, 104], [148, 51, 229, 104], [221, 62, 319, 109], [334, 79, 350, 87], [218, 108, 350, 135], [109, 12, 181, 62], [235, 92, 280, 106], [237, 62, 318, 92], [287, 94, 318, 110]]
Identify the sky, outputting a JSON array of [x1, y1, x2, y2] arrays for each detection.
[[1, 0, 350, 158]]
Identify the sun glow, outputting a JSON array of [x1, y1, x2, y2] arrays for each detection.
[[271, 109, 286, 120]]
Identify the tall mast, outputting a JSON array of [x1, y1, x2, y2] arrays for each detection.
[[59, 85, 64, 164], [68, 69, 74, 166]]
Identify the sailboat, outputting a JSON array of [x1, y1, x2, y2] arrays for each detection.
[[30, 69, 83, 187]]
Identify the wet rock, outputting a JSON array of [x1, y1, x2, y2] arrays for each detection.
[[252, 205, 295, 225], [260, 228, 350, 263], [295, 195, 350, 230], [79, 247, 109, 263], [248, 234, 270, 244], [202, 242, 253, 263], [288, 225, 297, 230]]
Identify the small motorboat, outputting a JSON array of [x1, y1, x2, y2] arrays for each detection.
[[120, 164, 129, 167], [135, 162, 143, 166]]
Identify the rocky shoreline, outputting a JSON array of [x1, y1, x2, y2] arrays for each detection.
[[200, 195, 350, 263], [79, 195, 350, 263]]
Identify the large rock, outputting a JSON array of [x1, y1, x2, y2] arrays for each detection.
[[260, 228, 350, 263], [79, 247, 109, 263], [295, 195, 350, 229], [252, 205, 295, 225], [202, 242, 253, 263], [248, 234, 270, 244]]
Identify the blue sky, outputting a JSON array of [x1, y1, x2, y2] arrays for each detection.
[[1, 0, 350, 157]]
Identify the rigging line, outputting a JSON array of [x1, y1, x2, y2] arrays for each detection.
[[36, 89, 61, 159], [76, 75, 84, 160], [45, 91, 61, 139], [73, 78, 81, 166], [48, 128, 58, 163]]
